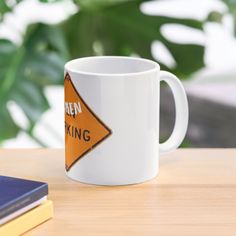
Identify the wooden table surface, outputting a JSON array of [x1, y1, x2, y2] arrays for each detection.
[[1, 149, 236, 236]]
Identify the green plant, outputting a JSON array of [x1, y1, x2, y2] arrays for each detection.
[[0, 0, 205, 146], [222, 0, 236, 35]]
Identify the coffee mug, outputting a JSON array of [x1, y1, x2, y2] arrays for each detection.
[[64, 56, 188, 185]]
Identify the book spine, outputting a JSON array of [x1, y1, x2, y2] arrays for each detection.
[[0, 200, 53, 236], [0, 184, 48, 219]]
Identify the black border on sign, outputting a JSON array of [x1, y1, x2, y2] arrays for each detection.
[[64, 73, 112, 171]]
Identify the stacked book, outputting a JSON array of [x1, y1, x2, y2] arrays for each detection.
[[0, 175, 53, 235]]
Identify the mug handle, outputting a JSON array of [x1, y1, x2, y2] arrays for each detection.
[[159, 71, 189, 154]]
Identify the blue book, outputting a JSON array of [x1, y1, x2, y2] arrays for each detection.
[[0, 176, 48, 221]]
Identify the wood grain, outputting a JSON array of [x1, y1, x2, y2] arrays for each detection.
[[0, 149, 236, 236]]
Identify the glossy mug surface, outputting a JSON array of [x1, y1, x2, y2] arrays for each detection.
[[64, 56, 188, 185]]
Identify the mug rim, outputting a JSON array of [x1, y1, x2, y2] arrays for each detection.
[[65, 56, 160, 77]]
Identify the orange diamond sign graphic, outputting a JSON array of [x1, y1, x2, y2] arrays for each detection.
[[64, 73, 112, 171]]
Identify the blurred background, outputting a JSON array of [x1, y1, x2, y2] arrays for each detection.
[[0, 0, 235, 148]]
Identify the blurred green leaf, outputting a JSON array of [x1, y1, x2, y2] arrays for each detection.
[[0, 24, 68, 141], [62, 0, 204, 78], [0, 105, 19, 141], [75, 0, 133, 10], [0, 1, 11, 17], [0, 0, 22, 20], [222, 0, 236, 35], [207, 11, 223, 23]]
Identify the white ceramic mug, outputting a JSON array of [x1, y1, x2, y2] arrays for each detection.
[[64, 56, 188, 185]]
